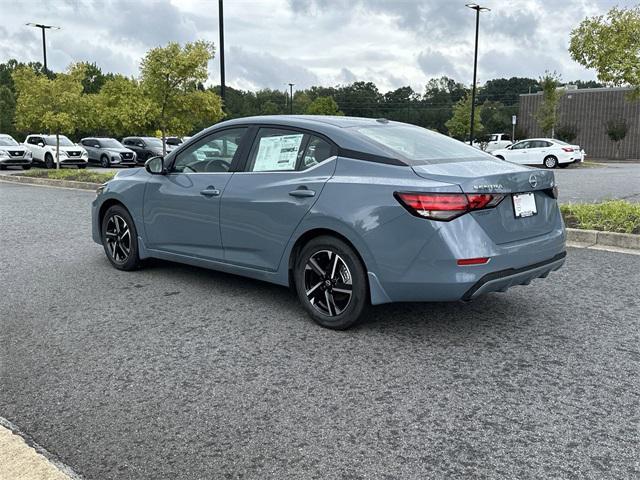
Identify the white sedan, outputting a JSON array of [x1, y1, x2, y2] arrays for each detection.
[[492, 138, 585, 169]]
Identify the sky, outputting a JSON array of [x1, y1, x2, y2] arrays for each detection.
[[0, 0, 636, 94]]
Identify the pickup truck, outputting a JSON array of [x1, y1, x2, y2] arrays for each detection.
[[473, 133, 513, 153]]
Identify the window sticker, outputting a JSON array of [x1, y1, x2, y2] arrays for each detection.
[[253, 134, 303, 171]]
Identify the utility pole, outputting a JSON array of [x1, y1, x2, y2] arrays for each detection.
[[218, 0, 226, 108], [26, 23, 60, 73], [465, 4, 490, 145], [288, 83, 295, 114]]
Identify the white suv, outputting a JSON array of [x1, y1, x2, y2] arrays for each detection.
[[23, 134, 88, 169], [0, 134, 32, 170]]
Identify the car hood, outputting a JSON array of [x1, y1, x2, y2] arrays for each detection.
[[412, 158, 555, 194], [55, 145, 85, 152], [103, 147, 134, 154], [0, 145, 27, 152]]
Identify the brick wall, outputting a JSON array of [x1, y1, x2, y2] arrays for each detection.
[[518, 87, 640, 160]]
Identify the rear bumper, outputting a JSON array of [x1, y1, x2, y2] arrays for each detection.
[[461, 252, 566, 300]]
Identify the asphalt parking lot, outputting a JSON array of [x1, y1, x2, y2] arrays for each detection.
[[1, 181, 639, 480]]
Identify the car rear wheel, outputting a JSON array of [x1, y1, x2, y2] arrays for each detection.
[[543, 155, 558, 168], [294, 236, 368, 330], [45, 154, 54, 169], [101, 205, 141, 271], [100, 155, 110, 168]]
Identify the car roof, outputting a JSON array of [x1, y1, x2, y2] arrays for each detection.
[[197, 115, 409, 161]]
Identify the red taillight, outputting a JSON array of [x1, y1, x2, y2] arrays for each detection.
[[562, 147, 574, 152], [395, 192, 504, 221], [457, 257, 490, 266]]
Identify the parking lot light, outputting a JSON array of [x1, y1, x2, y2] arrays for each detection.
[[25, 23, 60, 74], [465, 4, 490, 146]]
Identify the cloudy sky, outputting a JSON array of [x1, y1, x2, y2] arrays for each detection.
[[0, 0, 636, 93]]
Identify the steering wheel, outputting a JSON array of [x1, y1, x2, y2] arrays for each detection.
[[207, 159, 230, 172]]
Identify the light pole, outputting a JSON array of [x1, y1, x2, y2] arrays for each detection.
[[218, 0, 226, 109], [288, 83, 295, 114], [465, 4, 490, 145], [26, 23, 60, 73]]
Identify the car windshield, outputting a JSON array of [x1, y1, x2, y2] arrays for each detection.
[[143, 138, 163, 147], [100, 139, 123, 148], [44, 136, 74, 146], [352, 124, 490, 165], [0, 137, 18, 146]]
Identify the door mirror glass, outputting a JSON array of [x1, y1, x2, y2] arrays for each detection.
[[137, 142, 144, 147], [38, 142, 45, 147], [145, 156, 165, 174]]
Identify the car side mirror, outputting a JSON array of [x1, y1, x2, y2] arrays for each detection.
[[145, 156, 166, 175], [38, 142, 44, 147]]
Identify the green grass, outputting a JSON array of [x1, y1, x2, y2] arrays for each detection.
[[20, 169, 116, 184], [561, 201, 640, 234]]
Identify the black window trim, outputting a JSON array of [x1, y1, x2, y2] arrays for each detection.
[[166, 125, 252, 174]]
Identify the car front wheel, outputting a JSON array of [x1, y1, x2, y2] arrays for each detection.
[[101, 205, 141, 271], [294, 236, 368, 330], [544, 155, 558, 168]]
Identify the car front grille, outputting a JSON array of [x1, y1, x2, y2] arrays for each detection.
[[67, 151, 82, 157], [121, 152, 133, 160], [8, 151, 24, 157]]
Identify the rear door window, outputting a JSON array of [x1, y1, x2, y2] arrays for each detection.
[[247, 128, 306, 172]]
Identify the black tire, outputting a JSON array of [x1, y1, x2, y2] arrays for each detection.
[[294, 236, 368, 330], [543, 155, 558, 169], [100, 155, 110, 168], [0, 165, 6, 170], [45, 153, 54, 169], [101, 205, 141, 271], [78, 165, 86, 169], [22, 165, 31, 170]]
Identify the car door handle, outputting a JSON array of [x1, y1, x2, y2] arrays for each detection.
[[289, 188, 316, 198], [200, 188, 221, 197]]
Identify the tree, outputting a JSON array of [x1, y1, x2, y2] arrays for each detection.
[[13, 64, 88, 168], [306, 96, 343, 115], [445, 93, 483, 141], [570, 6, 640, 97], [79, 62, 113, 94], [0, 86, 16, 135], [555, 124, 579, 143], [605, 118, 628, 158], [94, 75, 157, 138], [140, 41, 224, 154], [536, 72, 563, 137]]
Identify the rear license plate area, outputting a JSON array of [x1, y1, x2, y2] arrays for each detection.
[[512, 193, 537, 218]]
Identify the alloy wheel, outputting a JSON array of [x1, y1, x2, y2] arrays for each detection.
[[304, 250, 353, 316], [104, 214, 131, 263]]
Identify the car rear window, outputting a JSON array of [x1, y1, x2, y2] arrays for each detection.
[[351, 124, 492, 165]]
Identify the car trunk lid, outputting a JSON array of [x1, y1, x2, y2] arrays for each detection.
[[412, 159, 559, 244]]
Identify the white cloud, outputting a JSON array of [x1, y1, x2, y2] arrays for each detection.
[[0, 0, 637, 93]]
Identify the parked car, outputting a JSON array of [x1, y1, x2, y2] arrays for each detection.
[[23, 134, 88, 169], [555, 139, 586, 163], [165, 136, 185, 148], [473, 133, 513, 152], [122, 137, 173, 163], [0, 134, 32, 170], [492, 138, 584, 168], [80, 137, 137, 168], [93, 116, 566, 330]]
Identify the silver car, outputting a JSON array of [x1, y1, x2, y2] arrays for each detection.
[[0, 134, 32, 170], [80, 138, 137, 168]]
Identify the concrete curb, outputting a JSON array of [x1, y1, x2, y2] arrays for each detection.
[[567, 228, 640, 250], [0, 173, 100, 191]]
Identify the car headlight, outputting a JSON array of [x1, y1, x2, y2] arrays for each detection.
[[82, 152, 88, 159], [24, 150, 32, 159], [0, 151, 8, 158], [58, 150, 68, 157]]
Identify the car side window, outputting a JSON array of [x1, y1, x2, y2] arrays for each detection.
[[300, 136, 334, 171], [512, 141, 528, 150], [542, 141, 552, 148], [247, 128, 306, 172], [172, 127, 247, 173]]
